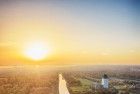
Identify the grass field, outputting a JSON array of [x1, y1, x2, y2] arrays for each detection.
[[69, 78, 93, 94]]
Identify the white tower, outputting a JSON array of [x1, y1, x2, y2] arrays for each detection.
[[101, 74, 109, 89]]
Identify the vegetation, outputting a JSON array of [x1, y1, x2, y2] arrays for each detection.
[[0, 65, 139, 94], [0, 67, 58, 94], [63, 65, 140, 94]]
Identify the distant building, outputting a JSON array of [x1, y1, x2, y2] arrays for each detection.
[[101, 74, 109, 89]]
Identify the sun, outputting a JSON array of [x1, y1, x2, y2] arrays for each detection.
[[24, 43, 48, 60]]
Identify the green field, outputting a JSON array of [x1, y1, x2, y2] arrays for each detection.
[[70, 78, 93, 93]]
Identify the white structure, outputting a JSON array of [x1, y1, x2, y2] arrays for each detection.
[[59, 74, 70, 94], [101, 74, 109, 89]]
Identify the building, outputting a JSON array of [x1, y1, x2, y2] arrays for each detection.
[[101, 74, 109, 89]]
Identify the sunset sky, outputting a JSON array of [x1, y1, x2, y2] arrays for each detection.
[[0, 0, 140, 65]]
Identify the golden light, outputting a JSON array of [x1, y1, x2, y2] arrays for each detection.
[[24, 42, 48, 60]]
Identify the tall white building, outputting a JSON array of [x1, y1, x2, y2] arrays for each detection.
[[101, 74, 109, 89]]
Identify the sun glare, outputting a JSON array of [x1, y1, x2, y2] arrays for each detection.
[[24, 43, 48, 60]]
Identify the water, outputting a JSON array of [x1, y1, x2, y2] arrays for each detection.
[[59, 74, 70, 94]]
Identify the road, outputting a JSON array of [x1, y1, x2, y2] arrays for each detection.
[[59, 74, 70, 94]]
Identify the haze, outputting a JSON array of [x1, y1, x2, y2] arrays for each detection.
[[0, 0, 140, 65]]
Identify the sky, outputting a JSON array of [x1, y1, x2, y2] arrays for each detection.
[[0, 0, 140, 65]]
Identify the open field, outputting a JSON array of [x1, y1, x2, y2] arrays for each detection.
[[62, 65, 140, 94]]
